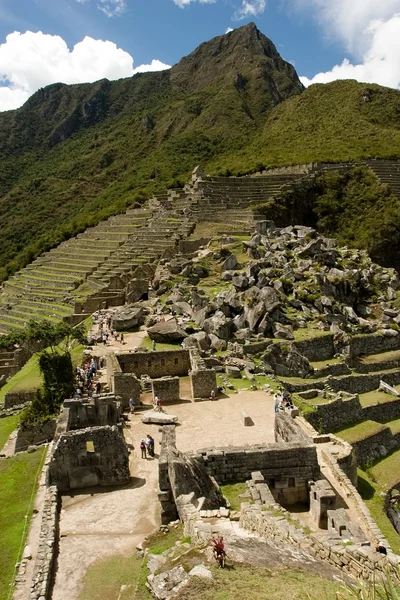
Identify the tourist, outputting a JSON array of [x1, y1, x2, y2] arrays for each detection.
[[210, 389, 216, 401], [274, 393, 280, 413], [120, 333, 124, 344], [146, 434, 155, 457], [113, 329, 118, 342], [154, 395, 159, 411], [152, 339, 156, 351], [129, 397, 135, 413], [96, 382, 101, 395], [140, 439, 147, 459]]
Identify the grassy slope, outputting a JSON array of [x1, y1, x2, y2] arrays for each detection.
[[0, 44, 399, 282], [0, 415, 19, 450], [0, 447, 46, 600], [335, 421, 386, 444], [0, 343, 84, 406], [79, 524, 343, 600]]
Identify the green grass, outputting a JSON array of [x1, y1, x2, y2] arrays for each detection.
[[335, 421, 387, 444], [220, 481, 249, 511], [0, 447, 46, 600], [179, 566, 343, 600], [140, 336, 182, 352], [0, 415, 19, 451], [358, 391, 399, 408], [80, 525, 184, 600], [388, 418, 400, 435], [0, 342, 84, 404], [357, 466, 400, 554]]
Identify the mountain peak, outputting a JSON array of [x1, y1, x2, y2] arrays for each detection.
[[170, 23, 304, 105]]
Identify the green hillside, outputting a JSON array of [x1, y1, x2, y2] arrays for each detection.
[[0, 23, 400, 281]]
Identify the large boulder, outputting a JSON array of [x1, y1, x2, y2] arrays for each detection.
[[147, 566, 188, 600], [222, 254, 239, 271], [147, 319, 186, 343], [112, 306, 145, 331], [168, 446, 226, 512], [203, 312, 233, 341], [262, 343, 314, 378]]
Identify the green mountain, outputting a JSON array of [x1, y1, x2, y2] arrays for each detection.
[[0, 23, 400, 281]]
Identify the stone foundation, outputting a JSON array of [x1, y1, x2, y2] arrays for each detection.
[[152, 377, 180, 403], [47, 425, 130, 492]]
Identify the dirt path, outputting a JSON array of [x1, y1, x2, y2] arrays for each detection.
[[51, 414, 161, 600]]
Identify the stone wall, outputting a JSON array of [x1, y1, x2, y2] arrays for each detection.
[[274, 412, 311, 445], [351, 427, 399, 467], [152, 377, 180, 403], [240, 503, 400, 582], [190, 369, 217, 399], [117, 349, 191, 378], [328, 371, 400, 394], [28, 485, 59, 600], [113, 373, 141, 408], [305, 393, 400, 434], [306, 396, 363, 432], [158, 425, 178, 525], [191, 444, 320, 505], [294, 334, 335, 362], [350, 332, 400, 357], [15, 418, 57, 453], [4, 390, 36, 409], [64, 394, 123, 430], [47, 425, 130, 491]]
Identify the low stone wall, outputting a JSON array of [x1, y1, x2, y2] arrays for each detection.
[[190, 369, 217, 399], [158, 425, 178, 524], [350, 332, 400, 357], [152, 377, 180, 403], [313, 363, 351, 378], [240, 503, 400, 582], [29, 485, 59, 600], [350, 427, 397, 467], [306, 396, 363, 433], [192, 444, 320, 505], [15, 418, 57, 453], [64, 395, 123, 430], [243, 340, 271, 355], [4, 390, 36, 409], [294, 334, 334, 362], [363, 399, 400, 422], [48, 425, 130, 491], [328, 371, 400, 395], [117, 349, 191, 378]]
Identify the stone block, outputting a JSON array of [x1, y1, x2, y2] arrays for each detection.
[[241, 412, 254, 426]]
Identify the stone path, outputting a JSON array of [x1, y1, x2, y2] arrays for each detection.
[[51, 413, 161, 600]]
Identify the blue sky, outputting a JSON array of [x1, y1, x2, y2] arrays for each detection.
[[0, 0, 400, 111]]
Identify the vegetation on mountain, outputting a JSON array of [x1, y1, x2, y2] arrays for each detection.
[[253, 166, 400, 271], [0, 24, 399, 279]]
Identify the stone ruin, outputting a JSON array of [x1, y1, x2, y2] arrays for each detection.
[[47, 392, 129, 492], [107, 347, 217, 404]]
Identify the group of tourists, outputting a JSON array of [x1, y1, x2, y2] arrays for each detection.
[[75, 359, 102, 398], [90, 310, 125, 346], [274, 390, 294, 413], [140, 435, 155, 458]]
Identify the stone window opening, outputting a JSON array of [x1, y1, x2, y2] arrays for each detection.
[[86, 441, 95, 453], [288, 477, 295, 488], [268, 479, 275, 489], [174, 358, 179, 365]]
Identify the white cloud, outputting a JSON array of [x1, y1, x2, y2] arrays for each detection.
[[234, 0, 266, 20], [74, 0, 126, 17], [173, 0, 215, 7], [97, 0, 127, 17], [172, 0, 266, 19], [301, 15, 400, 89], [292, 1, 400, 89], [225, 27, 234, 33], [0, 31, 171, 112], [133, 59, 171, 74]]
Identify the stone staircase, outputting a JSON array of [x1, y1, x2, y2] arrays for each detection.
[[366, 160, 400, 200], [0, 208, 152, 332]]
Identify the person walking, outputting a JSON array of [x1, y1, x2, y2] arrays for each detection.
[[140, 439, 147, 459], [146, 434, 155, 457], [120, 333, 124, 345], [129, 397, 135, 414]]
